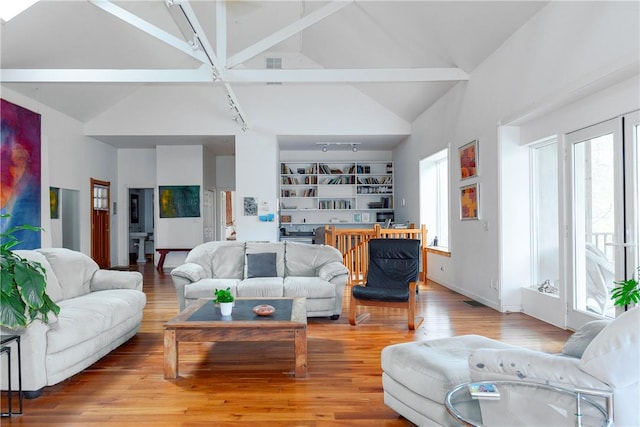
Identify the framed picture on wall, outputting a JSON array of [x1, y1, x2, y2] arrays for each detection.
[[130, 194, 139, 223], [460, 183, 479, 220], [459, 139, 479, 180], [50, 187, 59, 219]]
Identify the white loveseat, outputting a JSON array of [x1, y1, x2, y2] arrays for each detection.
[[0, 248, 146, 397], [170, 241, 349, 318], [381, 307, 639, 426]]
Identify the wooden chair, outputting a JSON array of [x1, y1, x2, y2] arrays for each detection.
[[349, 238, 424, 330]]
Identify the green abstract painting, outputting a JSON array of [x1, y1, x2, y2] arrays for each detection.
[[159, 185, 200, 218]]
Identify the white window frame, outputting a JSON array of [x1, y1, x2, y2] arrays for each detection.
[[419, 148, 449, 250]]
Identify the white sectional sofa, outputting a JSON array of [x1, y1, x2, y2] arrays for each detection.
[[170, 241, 349, 318], [0, 248, 146, 397]]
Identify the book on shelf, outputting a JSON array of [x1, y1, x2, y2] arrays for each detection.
[[468, 382, 500, 399]]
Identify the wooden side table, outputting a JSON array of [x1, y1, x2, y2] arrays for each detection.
[[1, 335, 22, 417]]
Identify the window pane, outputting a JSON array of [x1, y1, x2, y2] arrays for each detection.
[[419, 149, 449, 249], [573, 134, 616, 316], [532, 142, 559, 288]]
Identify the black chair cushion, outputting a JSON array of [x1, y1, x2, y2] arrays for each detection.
[[353, 239, 420, 302]]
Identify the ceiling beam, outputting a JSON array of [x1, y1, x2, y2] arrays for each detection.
[[225, 68, 470, 83], [88, 0, 209, 65], [216, 1, 227, 70], [227, 1, 353, 69], [175, 1, 222, 74], [0, 66, 214, 83], [0, 67, 469, 84]]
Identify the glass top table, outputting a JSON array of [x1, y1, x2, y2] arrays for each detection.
[[445, 380, 611, 427]]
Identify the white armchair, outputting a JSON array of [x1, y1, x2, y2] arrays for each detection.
[[381, 307, 639, 426], [470, 307, 639, 426]]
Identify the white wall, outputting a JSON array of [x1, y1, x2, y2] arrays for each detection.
[[216, 155, 236, 189], [155, 145, 204, 268], [235, 131, 279, 241], [1, 87, 118, 262], [394, 1, 640, 310]]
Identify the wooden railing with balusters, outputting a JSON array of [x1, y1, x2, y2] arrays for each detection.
[[324, 224, 428, 285]]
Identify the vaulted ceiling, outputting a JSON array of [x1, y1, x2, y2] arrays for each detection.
[[1, 1, 547, 149]]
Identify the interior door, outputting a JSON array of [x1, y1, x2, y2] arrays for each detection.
[[566, 113, 638, 328], [91, 178, 110, 268], [203, 189, 215, 242]]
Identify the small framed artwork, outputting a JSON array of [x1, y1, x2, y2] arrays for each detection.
[[460, 183, 479, 220], [459, 139, 478, 180], [353, 213, 362, 223], [361, 212, 370, 223], [130, 194, 139, 223], [243, 197, 258, 216], [50, 187, 59, 219]]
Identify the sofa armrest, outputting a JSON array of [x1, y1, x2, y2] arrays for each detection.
[[318, 262, 348, 282], [171, 262, 207, 283], [171, 262, 208, 311], [469, 348, 609, 390], [91, 270, 143, 292]]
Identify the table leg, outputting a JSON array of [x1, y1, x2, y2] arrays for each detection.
[[0, 346, 11, 417], [163, 329, 178, 379], [293, 328, 307, 378]]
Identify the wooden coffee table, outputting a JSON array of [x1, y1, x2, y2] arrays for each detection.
[[163, 297, 307, 378]]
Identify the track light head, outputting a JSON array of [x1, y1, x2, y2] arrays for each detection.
[[322, 144, 328, 152], [352, 144, 358, 152]]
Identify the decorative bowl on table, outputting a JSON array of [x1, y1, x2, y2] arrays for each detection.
[[252, 304, 276, 316]]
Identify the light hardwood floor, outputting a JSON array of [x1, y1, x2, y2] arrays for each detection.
[[3, 264, 571, 426]]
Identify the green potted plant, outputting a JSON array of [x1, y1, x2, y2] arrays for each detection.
[[611, 266, 640, 309], [0, 214, 60, 329], [214, 287, 234, 316]]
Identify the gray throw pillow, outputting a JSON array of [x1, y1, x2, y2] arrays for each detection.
[[246, 253, 277, 278], [562, 319, 610, 358]]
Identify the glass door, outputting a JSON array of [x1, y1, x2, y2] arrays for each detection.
[[567, 112, 639, 328], [622, 111, 640, 311]]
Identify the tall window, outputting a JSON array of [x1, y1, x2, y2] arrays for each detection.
[[420, 148, 449, 249], [530, 138, 559, 289]]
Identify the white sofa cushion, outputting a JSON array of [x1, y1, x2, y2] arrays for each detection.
[[580, 307, 639, 388], [562, 319, 610, 358], [382, 335, 515, 404], [14, 250, 64, 303], [47, 289, 146, 354], [211, 243, 246, 279], [39, 248, 97, 299], [283, 277, 335, 298], [185, 278, 239, 300], [285, 241, 342, 276], [237, 277, 283, 297]]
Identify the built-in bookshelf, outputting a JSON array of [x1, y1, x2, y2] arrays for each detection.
[[279, 161, 393, 226]]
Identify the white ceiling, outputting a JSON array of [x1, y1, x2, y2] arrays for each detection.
[[0, 1, 547, 151]]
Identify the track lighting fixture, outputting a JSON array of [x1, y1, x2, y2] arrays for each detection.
[[316, 142, 362, 152]]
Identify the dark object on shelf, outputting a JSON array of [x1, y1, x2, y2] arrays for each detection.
[[376, 212, 394, 223]]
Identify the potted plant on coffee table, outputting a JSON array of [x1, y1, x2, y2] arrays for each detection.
[[0, 215, 60, 329], [214, 287, 234, 316]]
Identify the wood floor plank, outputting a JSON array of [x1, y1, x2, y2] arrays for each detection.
[[2, 264, 571, 426]]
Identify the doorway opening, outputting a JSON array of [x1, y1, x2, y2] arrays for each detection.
[[220, 190, 236, 240], [129, 188, 154, 265]]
